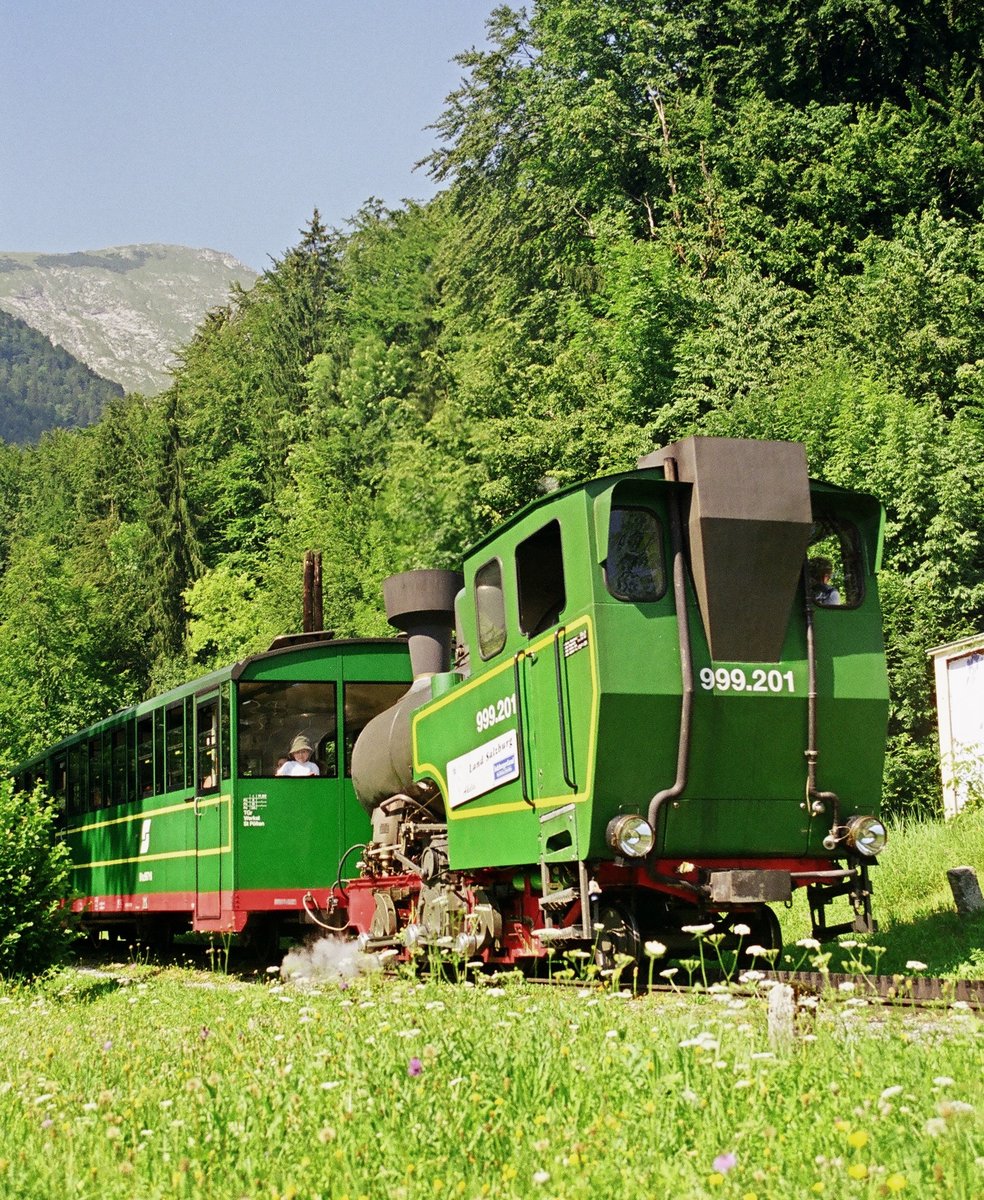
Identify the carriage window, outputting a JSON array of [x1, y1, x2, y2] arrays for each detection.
[[237, 680, 337, 778], [52, 754, 68, 821], [475, 559, 507, 660], [111, 724, 131, 806], [517, 521, 566, 636], [197, 699, 220, 793], [220, 682, 232, 781], [605, 506, 666, 601], [137, 717, 154, 797], [185, 702, 195, 788], [166, 702, 187, 792], [808, 516, 864, 608], [89, 735, 105, 809], [68, 745, 86, 814], [153, 708, 165, 796], [343, 682, 411, 776]]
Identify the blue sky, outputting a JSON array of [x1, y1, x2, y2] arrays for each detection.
[[1, 1, 495, 270]]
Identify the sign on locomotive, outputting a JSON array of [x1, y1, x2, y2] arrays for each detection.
[[15, 437, 889, 963]]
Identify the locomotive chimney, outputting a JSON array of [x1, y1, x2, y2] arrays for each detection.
[[383, 569, 464, 678]]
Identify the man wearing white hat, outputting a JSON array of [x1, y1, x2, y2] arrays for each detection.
[[276, 735, 320, 776]]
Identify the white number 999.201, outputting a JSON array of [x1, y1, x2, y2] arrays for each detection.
[[476, 694, 517, 733], [699, 667, 795, 694]]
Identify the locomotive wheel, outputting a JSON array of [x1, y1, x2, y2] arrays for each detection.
[[241, 915, 282, 964], [594, 903, 641, 974], [738, 905, 782, 957]]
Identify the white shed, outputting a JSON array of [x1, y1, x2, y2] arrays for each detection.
[[929, 633, 984, 817]]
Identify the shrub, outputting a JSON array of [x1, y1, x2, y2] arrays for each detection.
[[0, 779, 76, 977]]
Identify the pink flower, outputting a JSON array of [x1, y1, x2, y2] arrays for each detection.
[[712, 1152, 737, 1174], [408, 1057, 423, 1076]]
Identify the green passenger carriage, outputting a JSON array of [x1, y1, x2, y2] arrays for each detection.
[[15, 637, 411, 942]]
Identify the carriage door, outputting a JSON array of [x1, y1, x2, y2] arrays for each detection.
[[515, 521, 578, 858], [194, 691, 223, 921]]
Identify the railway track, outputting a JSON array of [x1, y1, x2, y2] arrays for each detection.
[[528, 969, 984, 1011], [767, 969, 984, 1009]]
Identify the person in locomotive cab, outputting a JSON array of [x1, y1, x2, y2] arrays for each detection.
[[276, 735, 320, 777], [809, 556, 841, 606]]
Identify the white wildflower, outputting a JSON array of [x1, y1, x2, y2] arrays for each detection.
[[905, 960, 927, 971], [732, 923, 751, 936], [937, 1099, 974, 1117]]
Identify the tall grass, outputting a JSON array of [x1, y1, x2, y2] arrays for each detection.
[[0, 967, 981, 1199]]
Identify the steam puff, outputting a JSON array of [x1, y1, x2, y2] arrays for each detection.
[[280, 937, 381, 985]]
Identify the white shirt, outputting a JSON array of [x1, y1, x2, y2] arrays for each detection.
[[276, 759, 320, 777]]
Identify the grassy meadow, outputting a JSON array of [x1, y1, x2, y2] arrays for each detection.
[[1, 963, 982, 1200], [0, 812, 981, 1200]]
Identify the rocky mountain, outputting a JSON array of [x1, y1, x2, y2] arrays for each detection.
[[0, 245, 258, 395]]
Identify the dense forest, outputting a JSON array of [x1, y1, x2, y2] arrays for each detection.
[[1, 0, 983, 817], [0, 310, 123, 443]]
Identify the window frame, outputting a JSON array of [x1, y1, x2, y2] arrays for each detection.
[[475, 557, 508, 661], [516, 519, 567, 638], [603, 504, 668, 603]]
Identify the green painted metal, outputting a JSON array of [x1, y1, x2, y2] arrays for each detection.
[[413, 464, 889, 873], [21, 638, 412, 931]]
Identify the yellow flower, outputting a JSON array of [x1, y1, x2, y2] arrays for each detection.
[[432, 1180, 444, 1193], [811, 1183, 824, 1194], [847, 1130, 869, 1150], [501, 1166, 517, 1181], [708, 1173, 725, 1187], [742, 1194, 758, 1200], [886, 1175, 907, 1192], [847, 1164, 868, 1181]]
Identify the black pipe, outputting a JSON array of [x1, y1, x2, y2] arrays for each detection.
[[648, 459, 694, 839], [803, 564, 841, 843]]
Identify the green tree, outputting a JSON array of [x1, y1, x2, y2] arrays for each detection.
[[0, 779, 75, 978]]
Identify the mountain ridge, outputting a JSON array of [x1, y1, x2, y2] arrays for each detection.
[[0, 244, 258, 395]]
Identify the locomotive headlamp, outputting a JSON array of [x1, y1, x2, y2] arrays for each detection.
[[607, 815, 655, 858], [843, 815, 887, 857]]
